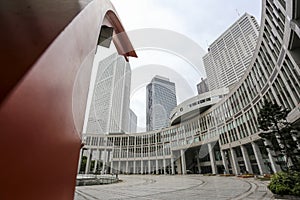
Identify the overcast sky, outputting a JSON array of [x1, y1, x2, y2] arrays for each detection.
[[109, 0, 262, 132]]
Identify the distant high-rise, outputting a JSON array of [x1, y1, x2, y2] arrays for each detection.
[[128, 109, 137, 133], [197, 78, 209, 94], [146, 76, 177, 131], [203, 13, 259, 91], [86, 53, 131, 134]]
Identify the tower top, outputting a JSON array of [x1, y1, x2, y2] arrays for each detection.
[[152, 75, 170, 82]]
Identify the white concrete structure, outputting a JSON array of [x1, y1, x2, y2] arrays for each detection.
[[203, 13, 259, 91], [170, 87, 229, 125], [86, 53, 131, 134], [146, 76, 177, 131]]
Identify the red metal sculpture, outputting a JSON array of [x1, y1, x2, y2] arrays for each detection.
[[0, 0, 136, 199]]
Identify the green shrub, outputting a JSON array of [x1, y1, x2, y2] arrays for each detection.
[[268, 171, 300, 196], [292, 184, 300, 196]]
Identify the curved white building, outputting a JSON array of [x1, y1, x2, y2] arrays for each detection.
[[79, 0, 300, 176], [170, 87, 229, 126]]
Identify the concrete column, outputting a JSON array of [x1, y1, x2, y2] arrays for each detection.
[[93, 158, 98, 173], [171, 157, 175, 175], [148, 160, 151, 174], [163, 159, 166, 174], [118, 161, 121, 173], [180, 149, 186, 175], [102, 149, 106, 173], [240, 145, 253, 174], [141, 160, 143, 174], [77, 148, 83, 173], [251, 142, 268, 175], [176, 158, 182, 174], [110, 160, 114, 174], [106, 150, 110, 162], [220, 150, 229, 173], [85, 149, 91, 174], [230, 148, 240, 175], [125, 161, 129, 174], [265, 141, 281, 173], [133, 160, 136, 174], [156, 159, 159, 174], [208, 143, 217, 174]]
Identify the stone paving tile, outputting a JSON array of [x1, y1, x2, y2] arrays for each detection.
[[74, 175, 274, 200]]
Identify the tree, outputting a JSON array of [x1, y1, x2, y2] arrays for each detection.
[[257, 100, 300, 172]]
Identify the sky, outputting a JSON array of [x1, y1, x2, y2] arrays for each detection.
[[109, 0, 262, 132]]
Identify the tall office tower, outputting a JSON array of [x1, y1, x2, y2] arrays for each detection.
[[86, 53, 131, 134], [128, 109, 137, 133], [197, 78, 209, 94], [203, 13, 259, 91], [146, 76, 177, 131]]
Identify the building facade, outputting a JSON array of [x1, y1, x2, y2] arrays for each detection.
[[146, 76, 177, 131], [86, 53, 131, 134], [197, 78, 209, 94], [128, 109, 137, 133], [79, 0, 300, 176], [203, 13, 260, 91]]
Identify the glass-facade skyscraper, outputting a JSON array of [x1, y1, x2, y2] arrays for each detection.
[[86, 53, 131, 134], [146, 76, 177, 131]]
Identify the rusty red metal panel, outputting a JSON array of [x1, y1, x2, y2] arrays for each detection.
[[0, 0, 88, 105]]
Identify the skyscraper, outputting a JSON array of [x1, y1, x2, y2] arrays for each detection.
[[197, 78, 209, 94], [86, 53, 131, 134], [146, 75, 177, 131], [128, 109, 137, 133], [203, 13, 259, 91]]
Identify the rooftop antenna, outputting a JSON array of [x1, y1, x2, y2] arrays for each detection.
[[236, 9, 241, 17]]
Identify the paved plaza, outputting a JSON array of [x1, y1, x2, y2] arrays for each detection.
[[74, 175, 274, 200]]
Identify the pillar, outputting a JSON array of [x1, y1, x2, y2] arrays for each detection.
[[220, 150, 229, 173], [180, 149, 186, 175], [133, 160, 136, 174], [208, 143, 217, 174], [141, 160, 143, 174], [85, 149, 91, 174], [251, 142, 268, 175], [163, 159, 166, 174], [240, 145, 253, 174], [118, 161, 121, 173], [77, 148, 83, 173], [230, 148, 240, 175], [93, 157, 98, 173], [156, 159, 159, 174], [126, 161, 129, 174], [171, 157, 175, 175], [148, 160, 151, 174], [102, 149, 107, 173]]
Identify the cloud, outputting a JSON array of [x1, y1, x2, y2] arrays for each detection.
[[111, 0, 261, 48]]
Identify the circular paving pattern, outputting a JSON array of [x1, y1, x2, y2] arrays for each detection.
[[74, 175, 273, 200]]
